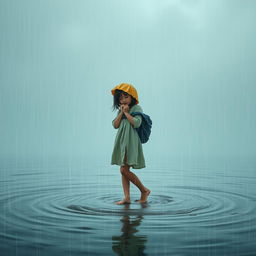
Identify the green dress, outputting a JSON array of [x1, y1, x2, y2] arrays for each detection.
[[111, 104, 146, 169]]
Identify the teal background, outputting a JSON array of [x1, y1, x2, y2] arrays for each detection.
[[1, 0, 256, 168], [1, 1, 256, 256]]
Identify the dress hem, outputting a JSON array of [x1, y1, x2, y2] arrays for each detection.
[[111, 162, 146, 169]]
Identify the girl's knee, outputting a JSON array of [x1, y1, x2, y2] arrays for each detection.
[[120, 165, 130, 175], [120, 166, 125, 175]]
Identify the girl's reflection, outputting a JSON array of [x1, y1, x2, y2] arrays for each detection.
[[112, 204, 148, 256]]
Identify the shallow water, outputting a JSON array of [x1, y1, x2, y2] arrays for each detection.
[[0, 161, 256, 256]]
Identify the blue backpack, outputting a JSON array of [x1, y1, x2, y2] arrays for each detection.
[[130, 112, 152, 143]]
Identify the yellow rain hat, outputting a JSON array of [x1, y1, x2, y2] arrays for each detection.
[[111, 83, 139, 104]]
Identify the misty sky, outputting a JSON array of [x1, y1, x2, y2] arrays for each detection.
[[1, 0, 255, 168]]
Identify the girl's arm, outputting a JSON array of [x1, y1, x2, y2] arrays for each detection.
[[123, 105, 142, 128], [124, 112, 142, 128], [113, 110, 123, 129], [123, 112, 135, 127]]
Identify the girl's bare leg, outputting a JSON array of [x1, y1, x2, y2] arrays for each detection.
[[121, 166, 151, 203], [115, 153, 131, 205], [122, 174, 130, 198], [115, 171, 131, 205], [115, 152, 151, 204]]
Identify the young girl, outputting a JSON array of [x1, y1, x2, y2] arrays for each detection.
[[111, 83, 151, 205]]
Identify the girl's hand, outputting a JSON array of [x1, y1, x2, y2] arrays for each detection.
[[122, 104, 129, 113], [120, 104, 128, 113], [120, 104, 124, 113]]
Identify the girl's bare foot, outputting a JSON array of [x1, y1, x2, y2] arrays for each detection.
[[115, 198, 131, 205], [135, 188, 151, 203]]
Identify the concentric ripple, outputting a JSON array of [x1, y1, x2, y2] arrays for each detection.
[[0, 167, 256, 255]]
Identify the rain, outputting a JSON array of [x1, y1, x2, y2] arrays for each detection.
[[0, 0, 256, 255]]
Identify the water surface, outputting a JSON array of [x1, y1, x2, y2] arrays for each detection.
[[0, 161, 255, 255]]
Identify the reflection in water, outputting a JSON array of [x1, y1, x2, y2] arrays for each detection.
[[0, 165, 256, 255], [112, 203, 148, 256]]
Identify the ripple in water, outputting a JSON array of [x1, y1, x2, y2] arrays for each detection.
[[0, 167, 256, 255]]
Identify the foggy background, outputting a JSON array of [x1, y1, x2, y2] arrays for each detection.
[[1, 0, 255, 170]]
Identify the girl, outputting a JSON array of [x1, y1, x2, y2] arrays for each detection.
[[111, 83, 151, 205]]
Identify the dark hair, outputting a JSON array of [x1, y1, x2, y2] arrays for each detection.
[[112, 89, 137, 112]]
